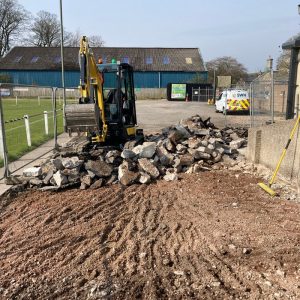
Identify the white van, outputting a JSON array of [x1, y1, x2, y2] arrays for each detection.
[[215, 89, 250, 114]]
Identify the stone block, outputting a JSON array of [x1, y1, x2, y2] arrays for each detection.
[[121, 149, 136, 159], [133, 142, 156, 158], [85, 160, 113, 177], [187, 138, 201, 149], [118, 163, 139, 186], [62, 157, 83, 169], [163, 173, 178, 181], [23, 167, 42, 177], [53, 170, 68, 187], [139, 172, 151, 184], [230, 138, 245, 150], [138, 158, 160, 178]]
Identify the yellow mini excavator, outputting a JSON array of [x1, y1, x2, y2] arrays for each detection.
[[65, 36, 143, 144]]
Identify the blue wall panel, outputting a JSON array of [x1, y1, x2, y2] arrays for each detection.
[[0, 70, 79, 88], [0, 70, 208, 88], [134, 72, 159, 88]]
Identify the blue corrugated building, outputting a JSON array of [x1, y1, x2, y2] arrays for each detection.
[[0, 47, 207, 88]]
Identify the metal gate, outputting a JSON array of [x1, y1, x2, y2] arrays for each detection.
[[191, 87, 213, 102]]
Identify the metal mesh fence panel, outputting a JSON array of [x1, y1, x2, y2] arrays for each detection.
[[250, 80, 288, 127], [217, 84, 251, 129], [0, 84, 64, 170]]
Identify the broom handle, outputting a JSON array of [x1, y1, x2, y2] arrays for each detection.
[[269, 115, 300, 185]]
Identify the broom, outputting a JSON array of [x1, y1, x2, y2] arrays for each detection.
[[258, 115, 300, 196]]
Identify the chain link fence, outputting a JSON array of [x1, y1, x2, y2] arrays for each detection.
[[212, 79, 288, 129], [250, 80, 288, 127], [0, 83, 80, 177]]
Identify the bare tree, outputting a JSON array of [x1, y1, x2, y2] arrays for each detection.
[[206, 56, 247, 84], [0, 0, 29, 57], [66, 29, 81, 47], [88, 35, 105, 47], [276, 50, 290, 75], [29, 10, 69, 47], [66, 31, 105, 47]]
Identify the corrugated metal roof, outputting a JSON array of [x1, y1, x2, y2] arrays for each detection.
[[0, 47, 205, 72]]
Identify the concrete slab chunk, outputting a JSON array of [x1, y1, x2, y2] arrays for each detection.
[[53, 170, 68, 187], [23, 167, 42, 177], [85, 160, 113, 178], [138, 158, 160, 178], [133, 142, 156, 158]]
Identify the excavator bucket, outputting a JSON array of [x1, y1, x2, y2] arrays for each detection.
[[65, 103, 98, 133]]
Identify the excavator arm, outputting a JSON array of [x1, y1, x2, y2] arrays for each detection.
[[65, 36, 108, 142]]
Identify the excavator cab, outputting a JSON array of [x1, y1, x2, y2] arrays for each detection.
[[100, 63, 137, 130], [65, 36, 143, 144]]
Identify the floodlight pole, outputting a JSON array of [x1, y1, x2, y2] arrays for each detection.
[[59, 0, 66, 131]]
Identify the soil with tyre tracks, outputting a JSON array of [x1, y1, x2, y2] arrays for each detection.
[[0, 170, 300, 299]]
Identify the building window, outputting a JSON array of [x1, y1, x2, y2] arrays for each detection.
[[31, 56, 40, 63], [146, 56, 153, 65], [163, 56, 170, 65], [186, 57, 192, 64], [13, 56, 22, 63], [122, 57, 129, 64], [54, 56, 61, 64]]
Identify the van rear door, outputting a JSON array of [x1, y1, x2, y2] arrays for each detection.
[[227, 91, 250, 111]]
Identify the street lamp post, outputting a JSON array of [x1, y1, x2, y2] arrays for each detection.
[[59, 0, 66, 131]]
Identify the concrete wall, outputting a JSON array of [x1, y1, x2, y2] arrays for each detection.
[[247, 120, 300, 182]]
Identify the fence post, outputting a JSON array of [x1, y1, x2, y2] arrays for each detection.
[[15, 95, 18, 106], [44, 111, 49, 135], [52, 87, 58, 149], [271, 69, 274, 123], [0, 84, 10, 178], [38, 95, 40, 106], [250, 82, 253, 127], [24, 115, 32, 147]]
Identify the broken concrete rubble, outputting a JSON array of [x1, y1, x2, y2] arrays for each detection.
[[132, 142, 156, 158], [138, 158, 160, 178], [118, 162, 139, 186], [14, 115, 248, 190], [84, 160, 113, 177], [163, 173, 178, 181], [53, 171, 68, 187], [23, 167, 42, 177]]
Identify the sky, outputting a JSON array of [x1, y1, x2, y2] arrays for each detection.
[[18, 0, 300, 72]]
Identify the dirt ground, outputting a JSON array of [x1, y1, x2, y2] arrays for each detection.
[[0, 170, 300, 299]]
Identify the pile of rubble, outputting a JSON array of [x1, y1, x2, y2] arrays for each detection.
[[9, 115, 248, 191]]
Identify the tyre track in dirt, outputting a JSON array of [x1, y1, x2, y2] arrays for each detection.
[[0, 170, 300, 299]]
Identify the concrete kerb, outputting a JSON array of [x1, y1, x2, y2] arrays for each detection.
[[0, 133, 71, 196]]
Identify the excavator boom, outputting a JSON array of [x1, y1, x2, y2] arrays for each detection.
[[65, 36, 107, 142]]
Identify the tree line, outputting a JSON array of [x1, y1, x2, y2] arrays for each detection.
[[0, 0, 104, 58]]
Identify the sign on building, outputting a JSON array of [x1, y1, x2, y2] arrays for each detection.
[[217, 76, 232, 88], [171, 84, 186, 99]]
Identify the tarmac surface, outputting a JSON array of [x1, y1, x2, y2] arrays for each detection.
[[136, 100, 250, 133]]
